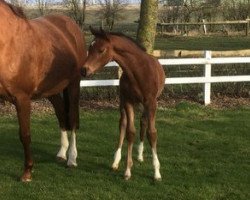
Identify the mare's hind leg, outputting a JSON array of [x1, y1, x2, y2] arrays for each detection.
[[112, 100, 127, 170], [48, 94, 69, 161], [138, 110, 148, 163], [66, 80, 80, 167], [146, 100, 162, 181], [15, 94, 33, 182], [124, 101, 136, 180]]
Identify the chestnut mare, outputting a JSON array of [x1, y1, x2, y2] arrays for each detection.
[[82, 27, 165, 180], [0, 0, 86, 182]]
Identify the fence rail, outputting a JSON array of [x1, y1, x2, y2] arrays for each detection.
[[157, 19, 250, 36], [80, 51, 250, 105]]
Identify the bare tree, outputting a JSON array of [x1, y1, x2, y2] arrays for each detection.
[[8, 0, 28, 6], [222, 0, 250, 21], [36, 0, 48, 16], [98, 0, 128, 31], [63, 0, 87, 29]]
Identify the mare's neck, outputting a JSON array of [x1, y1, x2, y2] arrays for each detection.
[[0, 6, 26, 39], [0, 3, 16, 20]]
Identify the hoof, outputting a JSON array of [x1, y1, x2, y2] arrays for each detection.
[[56, 156, 67, 162], [124, 170, 131, 180], [67, 163, 77, 168], [124, 175, 131, 181], [111, 164, 119, 171], [137, 157, 144, 163], [20, 174, 32, 182], [154, 176, 162, 182]]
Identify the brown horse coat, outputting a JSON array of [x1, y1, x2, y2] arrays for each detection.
[[0, 0, 86, 181], [82, 27, 165, 180]]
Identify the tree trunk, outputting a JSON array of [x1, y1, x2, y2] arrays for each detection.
[[137, 0, 159, 54]]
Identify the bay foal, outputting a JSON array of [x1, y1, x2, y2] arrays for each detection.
[[0, 1, 86, 181], [82, 27, 165, 180]]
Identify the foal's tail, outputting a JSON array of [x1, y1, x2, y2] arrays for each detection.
[[63, 88, 71, 130]]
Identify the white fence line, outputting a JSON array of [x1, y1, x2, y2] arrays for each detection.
[[80, 51, 250, 105]]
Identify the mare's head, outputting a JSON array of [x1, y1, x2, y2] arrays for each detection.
[[81, 27, 114, 77]]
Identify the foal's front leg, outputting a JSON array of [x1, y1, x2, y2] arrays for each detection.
[[15, 95, 33, 182], [124, 102, 136, 180], [112, 107, 127, 170]]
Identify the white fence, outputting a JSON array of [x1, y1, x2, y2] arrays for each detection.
[[80, 51, 250, 105]]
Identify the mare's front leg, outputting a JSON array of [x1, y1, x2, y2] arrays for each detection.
[[15, 95, 33, 182], [67, 81, 80, 167], [48, 94, 69, 162], [112, 100, 127, 170]]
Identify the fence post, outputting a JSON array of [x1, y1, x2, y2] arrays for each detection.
[[246, 18, 250, 36], [204, 51, 212, 105], [202, 19, 207, 35]]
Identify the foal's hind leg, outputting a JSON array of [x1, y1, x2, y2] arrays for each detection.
[[138, 110, 148, 163], [112, 103, 127, 170], [124, 101, 136, 180], [48, 94, 69, 161], [15, 94, 33, 182], [146, 100, 161, 181]]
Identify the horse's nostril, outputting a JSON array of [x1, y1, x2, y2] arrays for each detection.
[[81, 67, 87, 77]]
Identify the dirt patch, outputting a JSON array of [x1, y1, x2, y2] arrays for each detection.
[[0, 99, 54, 116], [209, 96, 250, 109], [1, 97, 249, 116]]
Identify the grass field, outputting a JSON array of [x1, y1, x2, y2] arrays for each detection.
[[155, 35, 250, 51], [0, 102, 249, 200], [24, 6, 250, 51]]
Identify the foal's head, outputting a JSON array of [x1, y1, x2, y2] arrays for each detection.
[[81, 27, 113, 77]]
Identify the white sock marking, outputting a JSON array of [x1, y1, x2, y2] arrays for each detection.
[[152, 148, 161, 180], [56, 130, 69, 160], [112, 148, 122, 170], [124, 168, 131, 180], [67, 131, 78, 167], [137, 142, 144, 162]]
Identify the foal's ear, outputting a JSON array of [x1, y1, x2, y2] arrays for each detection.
[[89, 26, 110, 41]]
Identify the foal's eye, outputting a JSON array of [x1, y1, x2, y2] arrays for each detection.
[[99, 49, 107, 54]]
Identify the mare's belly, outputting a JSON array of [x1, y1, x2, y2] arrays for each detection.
[[32, 79, 69, 99], [0, 83, 7, 96]]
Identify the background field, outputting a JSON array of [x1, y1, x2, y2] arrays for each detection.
[[24, 6, 250, 50], [22, 5, 250, 101], [0, 102, 249, 200]]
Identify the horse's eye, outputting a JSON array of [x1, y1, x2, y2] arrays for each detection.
[[99, 49, 106, 54]]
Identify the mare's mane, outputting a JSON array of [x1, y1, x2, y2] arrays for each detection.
[[109, 32, 147, 52], [0, 0, 26, 19]]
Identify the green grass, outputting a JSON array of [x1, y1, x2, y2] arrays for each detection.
[[85, 31, 250, 51], [155, 35, 250, 50], [0, 102, 250, 200], [25, 7, 250, 51]]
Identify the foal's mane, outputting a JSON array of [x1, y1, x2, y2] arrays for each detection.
[[90, 27, 146, 52], [109, 32, 147, 52], [0, 0, 26, 19]]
